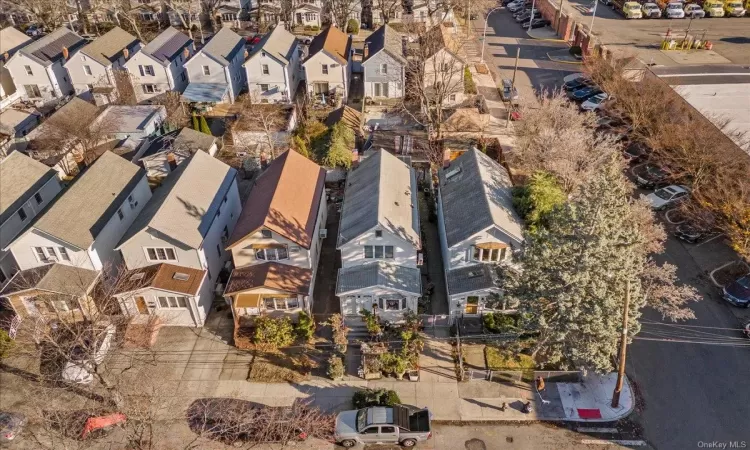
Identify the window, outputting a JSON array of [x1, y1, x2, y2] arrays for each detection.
[[261, 229, 272, 238], [202, 65, 210, 75], [58, 247, 70, 261], [255, 246, 288, 261], [216, 244, 222, 257], [128, 194, 138, 209], [23, 85, 41, 98], [472, 245, 506, 262], [449, 94, 456, 102], [24, 65, 33, 75], [264, 297, 299, 310], [33, 247, 59, 262], [84, 65, 92, 75], [441, 63, 449, 72], [180, 72, 187, 82], [144, 65, 155, 76], [362, 427, 378, 434], [157, 296, 188, 308], [364, 245, 394, 259], [321, 64, 328, 75], [260, 83, 269, 92], [146, 247, 177, 261], [143, 84, 156, 93], [17, 208, 27, 221], [261, 64, 269, 75], [34, 192, 43, 204], [381, 426, 396, 433], [375, 230, 382, 238], [117, 208, 124, 220], [381, 63, 387, 74]]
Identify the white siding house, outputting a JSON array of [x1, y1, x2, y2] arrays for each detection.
[[336, 150, 421, 324], [244, 26, 302, 103], [0, 153, 63, 286], [114, 151, 241, 326], [0, 27, 32, 109], [182, 28, 246, 104], [420, 25, 466, 107], [7, 151, 151, 273], [124, 27, 193, 102], [436, 149, 524, 316], [302, 26, 351, 104], [4, 28, 86, 105]]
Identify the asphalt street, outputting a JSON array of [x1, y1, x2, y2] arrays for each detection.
[[475, 10, 750, 450]]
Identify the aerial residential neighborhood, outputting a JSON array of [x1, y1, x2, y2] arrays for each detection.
[[0, 0, 748, 448]]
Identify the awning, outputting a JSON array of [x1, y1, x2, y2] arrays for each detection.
[[235, 293, 262, 308], [476, 242, 509, 250], [182, 83, 229, 103]]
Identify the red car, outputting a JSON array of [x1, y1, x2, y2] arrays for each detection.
[[246, 35, 262, 45]]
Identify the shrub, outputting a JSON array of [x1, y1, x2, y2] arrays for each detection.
[[360, 309, 381, 336], [311, 25, 320, 32], [295, 311, 315, 341], [199, 115, 211, 135], [323, 122, 355, 169], [292, 135, 310, 159], [464, 66, 477, 95], [346, 19, 360, 34], [379, 351, 410, 377], [352, 388, 401, 409], [325, 313, 350, 354], [0, 330, 15, 360], [512, 171, 566, 234], [569, 45, 582, 56], [327, 355, 345, 380], [253, 316, 295, 348], [483, 313, 519, 334]]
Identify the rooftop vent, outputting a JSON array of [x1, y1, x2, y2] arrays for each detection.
[[173, 272, 190, 281]]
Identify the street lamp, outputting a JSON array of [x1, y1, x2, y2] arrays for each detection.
[[527, 0, 537, 32], [480, 6, 505, 64], [589, 0, 599, 35]]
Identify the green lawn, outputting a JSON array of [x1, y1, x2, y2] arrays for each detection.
[[484, 346, 536, 381]]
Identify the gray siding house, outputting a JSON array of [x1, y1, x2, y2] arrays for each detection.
[[362, 25, 406, 99], [182, 28, 246, 104], [436, 149, 524, 317]]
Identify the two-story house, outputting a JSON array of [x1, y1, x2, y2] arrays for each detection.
[[114, 151, 240, 326], [223, 150, 326, 335], [244, 25, 301, 103], [437, 149, 524, 316], [418, 24, 465, 107], [252, 0, 322, 27], [336, 150, 421, 324], [0, 152, 63, 287], [182, 27, 246, 105], [64, 27, 141, 104], [7, 151, 151, 274], [4, 28, 86, 105], [362, 24, 406, 100], [0, 27, 32, 109], [371, 0, 454, 26], [302, 26, 352, 103], [124, 27, 193, 102]]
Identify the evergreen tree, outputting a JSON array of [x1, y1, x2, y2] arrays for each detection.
[[323, 122, 354, 169], [199, 115, 211, 135], [512, 171, 566, 234], [192, 113, 199, 131]]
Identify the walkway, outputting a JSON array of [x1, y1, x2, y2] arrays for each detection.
[[418, 191, 449, 315]]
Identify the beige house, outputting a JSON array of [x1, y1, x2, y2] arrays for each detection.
[[302, 26, 352, 104]]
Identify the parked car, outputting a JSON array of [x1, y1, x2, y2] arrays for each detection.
[[600, 0, 613, 5], [703, 0, 725, 16], [674, 224, 716, 244], [743, 320, 750, 338], [246, 34, 262, 45], [665, 2, 686, 18], [723, 275, 750, 307], [335, 405, 432, 448], [25, 25, 43, 36], [684, 3, 706, 16], [508, 1, 529, 12], [61, 324, 116, 385], [623, 1, 644, 18], [581, 92, 612, 111], [515, 9, 542, 22], [635, 163, 668, 189], [723, 0, 746, 16], [641, 185, 690, 210], [0, 412, 27, 443], [641, 2, 663, 17], [563, 73, 586, 84], [297, 36, 313, 45], [500, 79, 519, 102], [564, 77, 592, 92], [523, 18, 552, 28], [622, 141, 648, 163], [569, 86, 603, 102]]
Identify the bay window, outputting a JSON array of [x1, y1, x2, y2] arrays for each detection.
[[264, 297, 300, 310], [472, 245, 507, 262], [157, 296, 188, 308], [364, 245, 394, 259], [255, 245, 288, 261]]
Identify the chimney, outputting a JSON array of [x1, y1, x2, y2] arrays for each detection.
[[363, 42, 369, 59], [183, 47, 190, 60], [123, 48, 129, 59], [61, 46, 69, 60], [2, 52, 9, 62]]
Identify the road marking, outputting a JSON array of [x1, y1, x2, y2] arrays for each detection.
[[577, 427, 618, 433], [656, 73, 750, 78], [581, 439, 648, 446], [695, 233, 724, 247]]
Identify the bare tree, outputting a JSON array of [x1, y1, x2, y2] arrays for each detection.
[[234, 94, 292, 159], [373, 0, 401, 24], [154, 91, 190, 129], [327, 0, 361, 29], [163, 0, 200, 40], [11, 0, 69, 30]]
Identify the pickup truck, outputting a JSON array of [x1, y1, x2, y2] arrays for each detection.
[[334, 405, 431, 448]]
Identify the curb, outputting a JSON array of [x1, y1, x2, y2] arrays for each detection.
[[526, 30, 566, 43], [547, 52, 583, 65]]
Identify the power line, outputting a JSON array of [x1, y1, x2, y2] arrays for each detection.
[[641, 320, 746, 331]]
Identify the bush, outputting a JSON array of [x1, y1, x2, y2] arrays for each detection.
[[464, 66, 477, 95], [253, 316, 295, 348], [483, 313, 519, 334], [323, 122, 355, 169], [295, 311, 315, 341], [512, 171, 566, 234], [360, 309, 381, 336], [352, 388, 401, 409], [311, 25, 320, 32], [0, 330, 15, 360], [569, 45, 582, 56], [327, 355, 345, 380], [346, 19, 360, 34], [292, 135, 310, 159], [325, 313, 349, 354]]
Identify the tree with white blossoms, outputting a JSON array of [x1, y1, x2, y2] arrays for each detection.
[[512, 155, 700, 373]]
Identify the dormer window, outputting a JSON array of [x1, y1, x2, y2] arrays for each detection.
[[472, 244, 507, 263]]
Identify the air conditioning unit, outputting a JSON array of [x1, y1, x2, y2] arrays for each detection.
[[319, 229, 328, 239]]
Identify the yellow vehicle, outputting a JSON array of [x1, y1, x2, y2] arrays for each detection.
[[723, 0, 747, 15], [623, 1, 644, 18], [703, 0, 725, 16]]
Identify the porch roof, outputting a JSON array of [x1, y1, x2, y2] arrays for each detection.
[[446, 264, 496, 296], [336, 261, 421, 296], [225, 262, 312, 295], [235, 293, 261, 308], [181, 83, 228, 103]]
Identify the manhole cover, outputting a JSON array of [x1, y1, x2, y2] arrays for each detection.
[[465, 438, 487, 450]]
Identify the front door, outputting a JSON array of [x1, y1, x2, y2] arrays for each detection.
[[374, 83, 381, 97], [465, 296, 479, 314], [135, 296, 148, 314], [296, 12, 303, 24]]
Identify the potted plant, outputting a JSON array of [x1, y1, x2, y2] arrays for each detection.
[[327, 355, 345, 381], [407, 368, 419, 382]]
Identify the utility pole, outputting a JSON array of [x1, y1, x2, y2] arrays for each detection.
[[456, 318, 464, 380], [556, 0, 565, 34], [505, 47, 520, 129], [612, 279, 631, 408], [589, 0, 598, 35]]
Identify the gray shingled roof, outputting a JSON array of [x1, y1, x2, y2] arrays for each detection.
[[446, 264, 496, 296], [0, 263, 100, 297], [32, 152, 144, 249], [79, 26, 139, 66], [141, 27, 192, 66], [247, 25, 297, 65], [199, 27, 245, 66], [17, 27, 86, 66], [439, 149, 524, 248], [336, 261, 421, 295], [118, 151, 236, 249], [364, 25, 406, 64], [0, 152, 57, 225], [338, 150, 420, 248]]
